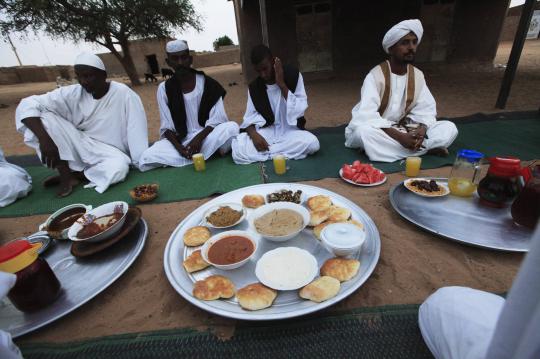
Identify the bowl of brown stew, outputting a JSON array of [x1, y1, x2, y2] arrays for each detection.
[[200, 230, 258, 270], [39, 203, 93, 240], [68, 201, 129, 243]]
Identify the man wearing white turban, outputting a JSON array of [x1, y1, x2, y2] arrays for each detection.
[[138, 39, 239, 170], [15, 52, 148, 196], [345, 19, 458, 162]]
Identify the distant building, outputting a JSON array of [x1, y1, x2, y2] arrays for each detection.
[[97, 39, 241, 78], [500, 2, 540, 41], [232, 0, 511, 80]]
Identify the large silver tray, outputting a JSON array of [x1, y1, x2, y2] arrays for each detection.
[[389, 179, 532, 252], [0, 219, 148, 338], [164, 183, 381, 320]]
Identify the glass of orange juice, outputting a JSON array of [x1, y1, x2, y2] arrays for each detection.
[[192, 153, 206, 172], [405, 156, 422, 177], [273, 155, 287, 175]]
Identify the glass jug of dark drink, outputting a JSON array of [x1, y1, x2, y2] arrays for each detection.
[[477, 157, 527, 208], [511, 165, 540, 229]]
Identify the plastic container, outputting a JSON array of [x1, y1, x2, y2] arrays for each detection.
[[477, 157, 526, 208], [448, 149, 484, 197], [320, 223, 366, 257], [0, 239, 61, 312]]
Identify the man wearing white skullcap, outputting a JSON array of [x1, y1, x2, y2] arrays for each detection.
[[15, 52, 148, 196], [345, 19, 458, 162], [139, 39, 239, 170]]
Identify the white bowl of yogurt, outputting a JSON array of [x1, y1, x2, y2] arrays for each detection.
[[320, 222, 366, 257], [255, 247, 318, 290]]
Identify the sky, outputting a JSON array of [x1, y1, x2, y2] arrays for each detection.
[[0, 0, 238, 67]]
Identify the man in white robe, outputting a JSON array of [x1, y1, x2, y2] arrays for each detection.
[[0, 147, 32, 207], [345, 19, 458, 162], [418, 227, 540, 359], [15, 53, 148, 196], [232, 45, 320, 164], [138, 40, 239, 171]]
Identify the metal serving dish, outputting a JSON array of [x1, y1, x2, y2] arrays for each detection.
[[389, 178, 532, 252], [0, 219, 148, 338], [163, 183, 381, 320]]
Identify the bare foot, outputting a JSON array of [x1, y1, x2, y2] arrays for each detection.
[[57, 176, 80, 197], [427, 147, 449, 157], [43, 175, 62, 187]]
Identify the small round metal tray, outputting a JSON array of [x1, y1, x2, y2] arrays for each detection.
[[0, 219, 148, 338], [389, 178, 532, 252]]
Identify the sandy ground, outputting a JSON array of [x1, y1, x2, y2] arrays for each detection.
[[0, 41, 537, 343]]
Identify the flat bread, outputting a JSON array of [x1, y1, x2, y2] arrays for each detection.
[[320, 258, 360, 282], [328, 206, 351, 222], [313, 220, 336, 240], [183, 226, 211, 246], [182, 250, 210, 273], [236, 283, 277, 311], [307, 195, 332, 211], [309, 208, 330, 227], [299, 276, 340, 302], [193, 275, 235, 301], [347, 219, 364, 230], [242, 194, 265, 209]]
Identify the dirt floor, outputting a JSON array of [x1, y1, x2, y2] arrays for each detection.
[[0, 40, 538, 343]]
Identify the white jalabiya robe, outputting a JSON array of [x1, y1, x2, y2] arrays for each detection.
[[344, 65, 458, 162], [0, 147, 32, 207], [138, 75, 239, 171], [231, 74, 320, 164], [15, 82, 148, 193], [419, 228, 540, 359]]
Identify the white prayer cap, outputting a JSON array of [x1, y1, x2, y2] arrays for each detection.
[[382, 19, 423, 54], [166, 39, 189, 53], [74, 52, 106, 71]]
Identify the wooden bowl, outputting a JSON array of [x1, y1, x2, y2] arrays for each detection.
[[129, 184, 159, 202]]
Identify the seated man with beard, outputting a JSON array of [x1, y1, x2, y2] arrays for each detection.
[[344, 19, 458, 162], [15, 53, 148, 196], [138, 39, 239, 171]]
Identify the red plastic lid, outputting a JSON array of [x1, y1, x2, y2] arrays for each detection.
[[488, 157, 521, 177], [0, 240, 33, 263]]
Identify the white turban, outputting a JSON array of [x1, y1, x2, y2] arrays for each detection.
[[166, 39, 189, 53], [74, 52, 106, 72], [382, 19, 423, 54]]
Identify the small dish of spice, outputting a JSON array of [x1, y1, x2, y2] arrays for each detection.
[[203, 203, 246, 229]]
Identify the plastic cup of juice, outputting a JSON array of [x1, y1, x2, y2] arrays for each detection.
[[273, 155, 287, 175], [192, 153, 206, 172], [405, 156, 422, 177]]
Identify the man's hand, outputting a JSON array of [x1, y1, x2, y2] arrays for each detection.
[[185, 127, 213, 158], [40, 137, 61, 168], [246, 126, 269, 152], [273, 57, 289, 100], [274, 57, 285, 87]]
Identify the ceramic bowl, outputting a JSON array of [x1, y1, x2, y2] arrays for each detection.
[[248, 202, 310, 242], [202, 203, 246, 229], [200, 230, 258, 270], [39, 203, 93, 240], [68, 201, 129, 243]]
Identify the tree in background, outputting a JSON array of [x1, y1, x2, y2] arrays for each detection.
[[0, 0, 201, 85], [213, 35, 234, 51]]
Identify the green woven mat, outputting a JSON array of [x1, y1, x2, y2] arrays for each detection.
[[0, 157, 262, 217], [18, 304, 433, 359], [265, 111, 540, 183]]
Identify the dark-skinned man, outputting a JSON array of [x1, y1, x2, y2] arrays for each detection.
[[231, 45, 319, 164], [138, 40, 239, 171], [15, 53, 148, 196], [344, 19, 458, 162]]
